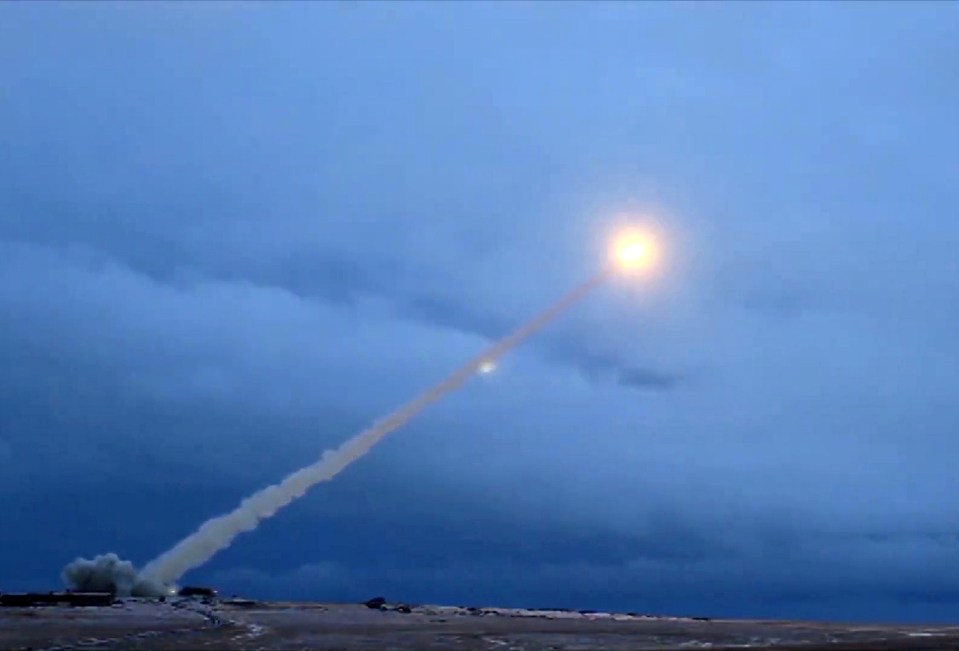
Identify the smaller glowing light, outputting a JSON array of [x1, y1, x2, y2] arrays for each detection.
[[478, 360, 497, 374]]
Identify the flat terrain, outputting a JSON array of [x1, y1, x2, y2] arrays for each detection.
[[3, 599, 959, 650]]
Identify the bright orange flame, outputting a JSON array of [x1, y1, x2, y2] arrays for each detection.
[[611, 231, 657, 272]]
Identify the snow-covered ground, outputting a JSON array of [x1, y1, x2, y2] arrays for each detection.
[[3, 599, 959, 650]]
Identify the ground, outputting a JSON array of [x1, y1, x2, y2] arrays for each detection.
[[3, 599, 959, 650]]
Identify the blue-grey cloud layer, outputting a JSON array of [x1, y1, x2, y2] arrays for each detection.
[[1, 2, 958, 623]]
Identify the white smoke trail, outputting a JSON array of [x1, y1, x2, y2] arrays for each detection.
[[140, 272, 609, 587]]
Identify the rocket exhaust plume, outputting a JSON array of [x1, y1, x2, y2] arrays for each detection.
[[139, 271, 611, 587]]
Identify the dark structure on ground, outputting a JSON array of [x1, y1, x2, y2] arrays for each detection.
[[364, 596, 387, 609], [178, 586, 217, 598]]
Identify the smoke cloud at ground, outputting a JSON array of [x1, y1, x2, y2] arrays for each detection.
[[138, 274, 608, 587], [62, 553, 168, 597]]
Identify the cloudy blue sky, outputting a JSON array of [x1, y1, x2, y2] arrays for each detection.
[[2, 1, 958, 623]]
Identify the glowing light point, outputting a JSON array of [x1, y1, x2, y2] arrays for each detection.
[[617, 241, 648, 266], [478, 360, 497, 375], [611, 231, 658, 273]]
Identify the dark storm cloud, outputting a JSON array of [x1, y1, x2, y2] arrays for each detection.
[[741, 290, 809, 319], [2, 193, 669, 393], [402, 294, 505, 340], [617, 367, 681, 391], [401, 292, 683, 391]]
